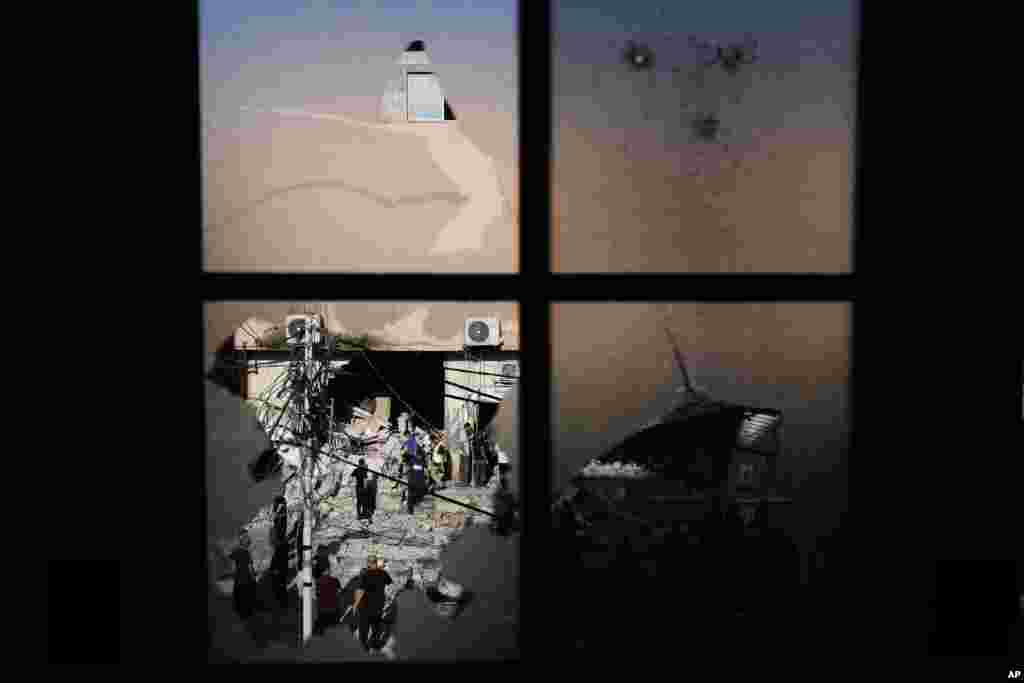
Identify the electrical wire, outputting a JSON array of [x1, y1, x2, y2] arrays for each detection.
[[275, 438, 497, 519], [244, 331, 499, 520], [357, 349, 444, 435]]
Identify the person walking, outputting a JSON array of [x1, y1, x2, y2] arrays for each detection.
[[429, 440, 447, 491], [270, 496, 290, 608], [365, 471, 378, 517], [313, 561, 342, 636], [229, 533, 257, 620], [407, 449, 427, 514], [351, 458, 370, 519], [354, 556, 394, 653], [463, 422, 476, 486], [490, 454, 517, 536]]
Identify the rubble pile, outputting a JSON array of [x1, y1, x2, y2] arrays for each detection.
[[233, 478, 498, 596], [579, 459, 653, 479]]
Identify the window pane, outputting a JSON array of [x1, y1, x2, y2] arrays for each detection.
[[204, 300, 521, 661], [200, 2, 519, 273], [552, 1, 859, 272]]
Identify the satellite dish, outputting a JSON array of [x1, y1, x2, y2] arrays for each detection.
[[467, 320, 491, 343]]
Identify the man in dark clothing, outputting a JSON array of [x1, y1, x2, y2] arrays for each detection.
[[314, 567, 343, 636], [407, 451, 426, 514], [229, 535, 256, 620], [356, 557, 394, 653], [365, 473, 378, 516], [269, 542, 290, 609], [351, 458, 370, 519], [463, 422, 475, 486], [270, 496, 290, 608]]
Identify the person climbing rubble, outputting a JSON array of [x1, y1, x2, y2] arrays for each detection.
[[407, 448, 427, 514], [366, 471, 379, 518], [351, 458, 370, 520], [269, 496, 290, 608], [353, 555, 394, 654], [430, 433, 449, 490], [229, 532, 257, 620], [490, 449, 518, 536], [313, 558, 342, 636], [463, 422, 477, 486]]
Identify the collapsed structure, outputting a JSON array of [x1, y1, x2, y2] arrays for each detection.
[[553, 327, 790, 568], [549, 328, 798, 655], [207, 306, 520, 628]]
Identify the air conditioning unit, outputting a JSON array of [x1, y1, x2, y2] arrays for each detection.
[[464, 318, 502, 347], [285, 314, 323, 346]]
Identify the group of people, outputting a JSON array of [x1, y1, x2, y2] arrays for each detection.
[[378, 417, 453, 514], [312, 554, 396, 655], [228, 510, 399, 656]]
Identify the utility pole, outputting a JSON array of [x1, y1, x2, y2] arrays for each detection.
[[299, 314, 319, 647]]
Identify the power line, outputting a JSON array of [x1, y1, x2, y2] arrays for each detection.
[[443, 364, 519, 380], [275, 438, 498, 519], [443, 378, 504, 403], [357, 349, 443, 435]]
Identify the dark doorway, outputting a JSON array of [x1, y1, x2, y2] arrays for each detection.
[[327, 352, 445, 431]]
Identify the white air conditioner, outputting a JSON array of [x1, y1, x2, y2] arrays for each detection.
[[285, 314, 323, 346], [464, 318, 502, 347]]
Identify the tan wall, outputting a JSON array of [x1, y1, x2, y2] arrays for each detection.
[[205, 302, 519, 355]]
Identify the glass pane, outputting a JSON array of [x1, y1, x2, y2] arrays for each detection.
[[551, 302, 851, 651], [200, 2, 519, 273], [552, 1, 859, 272], [205, 301, 520, 661]]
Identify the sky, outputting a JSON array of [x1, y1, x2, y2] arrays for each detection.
[[552, 302, 851, 548], [199, 1, 519, 273], [200, 0, 518, 126]]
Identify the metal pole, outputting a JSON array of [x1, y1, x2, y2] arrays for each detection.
[[299, 315, 316, 647]]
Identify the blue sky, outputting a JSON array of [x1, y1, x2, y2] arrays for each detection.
[[201, 0, 516, 44], [199, 1, 519, 122]]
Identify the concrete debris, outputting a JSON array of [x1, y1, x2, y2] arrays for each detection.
[[580, 459, 654, 479], [222, 476, 501, 611]]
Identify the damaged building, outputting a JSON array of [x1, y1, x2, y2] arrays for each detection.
[[205, 303, 519, 632]]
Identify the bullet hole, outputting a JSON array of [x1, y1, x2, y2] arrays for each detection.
[[718, 42, 758, 76], [688, 35, 759, 76], [622, 40, 655, 71], [691, 113, 722, 142]]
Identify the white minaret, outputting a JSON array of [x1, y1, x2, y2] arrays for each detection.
[[381, 40, 450, 123]]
